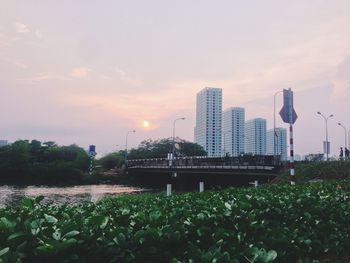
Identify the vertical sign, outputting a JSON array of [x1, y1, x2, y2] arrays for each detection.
[[279, 88, 298, 185], [88, 145, 97, 176]]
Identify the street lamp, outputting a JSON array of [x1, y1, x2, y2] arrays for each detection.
[[172, 117, 185, 159], [223, 130, 232, 157], [274, 90, 283, 157], [125, 130, 136, 164], [317, 112, 333, 160], [338, 122, 347, 152]]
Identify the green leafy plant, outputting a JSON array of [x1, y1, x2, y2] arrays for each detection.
[[1, 180, 350, 262]]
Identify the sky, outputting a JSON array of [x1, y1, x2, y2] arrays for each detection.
[[1, 0, 350, 157]]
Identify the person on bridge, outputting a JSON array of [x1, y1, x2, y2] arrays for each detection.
[[345, 147, 349, 160], [339, 147, 344, 160]]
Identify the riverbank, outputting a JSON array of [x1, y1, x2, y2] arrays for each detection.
[[1, 179, 349, 262], [273, 160, 350, 184], [0, 184, 148, 208]]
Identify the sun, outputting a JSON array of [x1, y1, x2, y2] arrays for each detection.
[[143, 120, 150, 128]]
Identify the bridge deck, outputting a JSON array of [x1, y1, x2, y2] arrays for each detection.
[[126, 155, 281, 176], [128, 165, 275, 170]]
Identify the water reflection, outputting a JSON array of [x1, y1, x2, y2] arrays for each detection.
[[0, 185, 147, 208]]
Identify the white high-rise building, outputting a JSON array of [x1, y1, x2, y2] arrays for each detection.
[[245, 118, 267, 155], [223, 107, 245, 156], [194, 87, 222, 157], [0, 140, 8, 147], [267, 128, 287, 160]]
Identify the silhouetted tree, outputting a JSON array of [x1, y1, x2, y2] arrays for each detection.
[[128, 138, 207, 159]]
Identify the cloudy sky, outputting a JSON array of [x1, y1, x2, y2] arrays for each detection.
[[1, 0, 350, 157]]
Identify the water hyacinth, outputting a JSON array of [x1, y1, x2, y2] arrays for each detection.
[[0, 180, 350, 262]]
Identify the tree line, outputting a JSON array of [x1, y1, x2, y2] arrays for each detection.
[[98, 138, 207, 170], [0, 138, 206, 184], [0, 140, 90, 185]]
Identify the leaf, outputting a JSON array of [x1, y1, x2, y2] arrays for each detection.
[[121, 208, 130, 215], [100, 216, 109, 229], [224, 202, 232, 210], [7, 232, 26, 241], [35, 195, 45, 204], [35, 243, 55, 254], [197, 213, 205, 220], [113, 233, 126, 245], [21, 198, 34, 209], [44, 214, 58, 224], [0, 217, 16, 230], [88, 215, 107, 227], [304, 239, 312, 245], [63, 230, 80, 239], [149, 211, 162, 221], [262, 250, 277, 262], [52, 230, 61, 240], [0, 247, 9, 257], [31, 228, 40, 235], [64, 238, 78, 245]]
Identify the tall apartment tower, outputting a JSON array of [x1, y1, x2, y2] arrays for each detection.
[[245, 118, 267, 155], [194, 87, 222, 157], [267, 127, 287, 160], [223, 107, 245, 156], [0, 140, 8, 147]]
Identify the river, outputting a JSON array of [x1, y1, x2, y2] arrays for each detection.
[[0, 184, 149, 208]]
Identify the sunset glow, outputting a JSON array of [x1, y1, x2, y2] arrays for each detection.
[[1, 1, 350, 156], [143, 120, 150, 128]]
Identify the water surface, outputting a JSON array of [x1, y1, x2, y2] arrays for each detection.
[[0, 184, 147, 208]]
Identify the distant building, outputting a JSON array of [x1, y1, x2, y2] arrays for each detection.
[[223, 107, 245, 156], [294, 154, 302, 161], [267, 128, 287, 160], [245, 118, 267, 155], [305, 153, 324, 162], [0, 140, 8, 147], [194, 87, 222, 157]]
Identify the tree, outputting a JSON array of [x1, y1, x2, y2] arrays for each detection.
[[0, 139, 90, 184], [98, 152, 124, 170], [127, 138, 207, 159]]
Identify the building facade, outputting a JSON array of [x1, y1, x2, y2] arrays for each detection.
[[267, 127, 287, 160], [194, 87, 222, 157], [245, 118, 267, 155], [223, 107, 245, 156], [0, 140, 8, 147]]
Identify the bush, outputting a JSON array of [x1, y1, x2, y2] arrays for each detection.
[[1, 180, 350, 262]]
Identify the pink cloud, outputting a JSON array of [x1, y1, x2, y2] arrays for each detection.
[[13, 22, 30, 34], [19, 72, 67, 82], [71, 67, 90, 78]]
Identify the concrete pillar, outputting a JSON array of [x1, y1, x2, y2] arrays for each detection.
[[166, 184, 172, 196], [199, 181, 204, 192]]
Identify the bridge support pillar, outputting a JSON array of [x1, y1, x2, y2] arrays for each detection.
[[199, 181, 204, 192], [254, 180, 258, 187], [166, 184, 172, 196]]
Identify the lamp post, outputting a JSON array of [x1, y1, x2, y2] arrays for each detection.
[[125, 130, 136, 165], [172, 117, 185, 159], [338, 123, 347, 151], [274, 90, 283, 157], [317, 112, 333, 160], [223, 130, 232, 157]]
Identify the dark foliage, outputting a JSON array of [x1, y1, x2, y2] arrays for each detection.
[[127, 138, 207, 159], [0, 140, 90, 185], [1, 180, 350, 262]]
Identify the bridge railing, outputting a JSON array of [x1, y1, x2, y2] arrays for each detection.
[[127, 155, 281, 169]]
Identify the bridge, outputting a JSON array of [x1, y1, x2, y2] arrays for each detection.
[[126, 155, 282, 187]]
